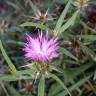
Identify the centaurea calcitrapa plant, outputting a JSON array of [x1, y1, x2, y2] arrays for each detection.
[[23, 31, 59, 77], [0, 0, 96, 96]]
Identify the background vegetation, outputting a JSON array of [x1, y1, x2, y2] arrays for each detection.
[[0, 0, 96, 96]]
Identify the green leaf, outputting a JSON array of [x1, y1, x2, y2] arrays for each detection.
[[28, 0, 40, 15], [49, 73, 72, 96], [7, 85, 21, 96], [94, 71, 96, 80], [0, 74, 34, 81], [0, 40, 17, 76], [48, 83, 62, 96], [18, 69, 35, 79], [63, 63, 93, 84], [78, 35, 96, 41], [79, 42, 96, 61], [0, 75, 18, 81], [7, 1, 20, 11], [20, 22, 48, 31], [6, 40, 24, 46], [80, 21, 96, 33], [59, 47, 78, 61], [59, 10, 79, 33], [48, 75, 92, 96], [58, 75, 92, 96], [38, 75, 45, 96], [55, 0, 71, 30]]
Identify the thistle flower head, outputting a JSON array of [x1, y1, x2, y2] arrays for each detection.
[[31, 9, 54, 24], [23, 32, 59, 64], [73, 0, 89, 9], [0, 18, 8, 33]]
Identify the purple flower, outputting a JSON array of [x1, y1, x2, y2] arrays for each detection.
[[23, 32, 59, 64]]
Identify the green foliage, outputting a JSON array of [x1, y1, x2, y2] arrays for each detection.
[[0, 40, 17, 76], [20, 22, 49, 31], [0, 0, 96, 96], [55, 0, 71, 30], [59, 47, 78, 60], [59, 10, 79, 33]]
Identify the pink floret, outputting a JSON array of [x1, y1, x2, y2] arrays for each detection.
[[23, 32, 59, 64]]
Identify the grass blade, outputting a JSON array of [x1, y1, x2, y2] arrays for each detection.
[[0, 40, 17, 76]]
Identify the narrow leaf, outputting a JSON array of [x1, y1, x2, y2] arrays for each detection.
[[7, 1, 20, 11], [7, 85, 21, 96], [78, 35, 96, 41], [59, 10, 79, 33], [58, 75, 92, 96], [79, 42, 96, 61], [20, 22, 48, 31], [0, 40, 17, 75], [28, 0, 40, 15], [6, 40, 24, 46], [55, 0, 71, 30], [59, 47, 78, 61], [49, 73, 72, 96], [38, 75, 45, 96]]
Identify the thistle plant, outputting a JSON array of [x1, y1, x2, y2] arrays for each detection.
[[0, 0, 96, 96], [23, 32, 59, 76]]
